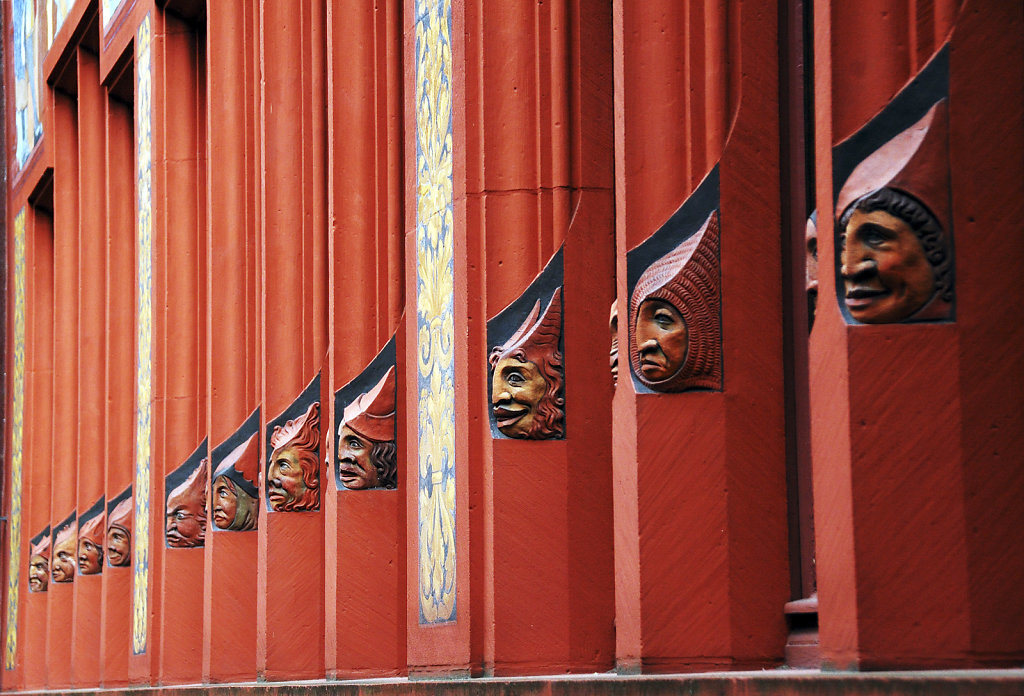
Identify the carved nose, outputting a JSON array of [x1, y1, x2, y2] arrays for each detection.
[[841, 257, 875, 279], [639, 338, 659, 354]]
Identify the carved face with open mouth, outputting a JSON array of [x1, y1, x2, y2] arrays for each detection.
[[490, 356, 548, 438]]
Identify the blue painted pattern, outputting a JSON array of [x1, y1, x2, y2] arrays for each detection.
[[132, 13, 153, 656], [415, 0, 457, 625], [12, 0, 42, 169]]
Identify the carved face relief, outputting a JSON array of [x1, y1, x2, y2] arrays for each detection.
[[805, 214, 818, 325], [268, 446, 307, 509], [28, 555, 48, 592], [212, 475, 257, 531], [165, 490, 207, 548], [840, 208, 935, 324], [52, 537, 76, 583], [491, 356, 549, 438], [628, 210, 721, 392], [106, 525, 131, 567], [77, 538, 103, 575], [487, 288, 565, 439], [267, 401, 320, 511], [337, 425, 381, 490], [635, 299, 689, 382]]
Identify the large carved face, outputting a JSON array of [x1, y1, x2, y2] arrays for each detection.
[[77, 537, 103, 575], [212, 475, 257, 530], [28, 554, 48, 592], [634, 299, 689, 383], [52, 537, 76, 583], [165, 489, 206, 548], [337, 425, 381, 490], [840, 208, 935, 323], [267, 446, 308, 509], [491, 356, 549, 438], [107, 524, 131, 567]]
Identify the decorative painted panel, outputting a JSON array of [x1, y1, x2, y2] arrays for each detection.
[[4, 208, 26, 669], [414, 0, 456, 624], [47, 0, 72, 48], [12, 0, 42, 169], [101, 0, 123, 30], [132, 13, 153, 656]]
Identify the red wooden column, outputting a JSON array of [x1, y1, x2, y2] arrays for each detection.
[[101, 66, 136, 689], [203, 0, 260, 684], [325, 0, 406, 679], [46, 87, 79, 691], [23, 205, 54, 691], [71, 41, 105, 691], [459, 0, 615, 675], [258, 0, 328, 681], [612, 0, 789, 672], [810, 0, 1024, 669], [151, 9, 207, 685]]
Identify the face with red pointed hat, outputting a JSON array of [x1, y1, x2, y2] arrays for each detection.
[[166, 459, 208, 547], [268, 402, 320, 511], [106, 496, 133, 567], [52, 525, 77, 583], [77, 514, 105, 575], [835, 100, 953, 324], [29, 538, 49, 592], [338, 367, 398, 490], [489, 288, 565, 440]]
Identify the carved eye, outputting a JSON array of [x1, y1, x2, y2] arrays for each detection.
[[859, 225, 892, 248], [218, 488, 228, 498], [654, 309, 675, 328], [278, 459, 290, 471], [808, 237, 817, 260], [346, 436, 363, 450], [507, 370, 525, 386]]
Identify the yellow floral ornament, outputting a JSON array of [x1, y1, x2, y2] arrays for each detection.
[[415, 0, 457, 624]]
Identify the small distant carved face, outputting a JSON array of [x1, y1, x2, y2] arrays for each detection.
[[491, 357, 547, 438], [805, 216, 818, 323], [77, 538, 103, 575], [52, 540, 76, 583], [635, 299, 688, 382], [212, 476, 257, 530], [107, 525, 131, 567], [212, 477, 238, 529], [165, 495, 206, 548], [840, 208, 935, 323], [268, 446, 307, 510], [28, 555, 48, 592], [337, 425, 381, 490]]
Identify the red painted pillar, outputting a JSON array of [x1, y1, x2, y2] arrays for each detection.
[[23, 206, 54, 691], [46, 88, 79, 691], [258, 0, 328, 680], [152, 10, 207, 685], [100, 71, 135, 689], [326, 0, 406, 679], [613, 0, 789, 672], [461, 0, 615, 675], [203, 0, 260, 684], [71, 42, 105, 691], [811, 0, 1024, 669]]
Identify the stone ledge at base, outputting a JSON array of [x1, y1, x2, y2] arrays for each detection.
[[8, 669, 1024, 696]]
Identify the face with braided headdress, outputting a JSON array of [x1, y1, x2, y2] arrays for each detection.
[[489, 288, 565, 439], [629, 211, 722, 392]]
